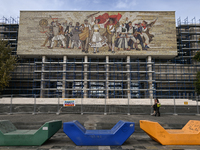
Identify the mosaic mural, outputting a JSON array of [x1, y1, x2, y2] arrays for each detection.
[[17, 11, 177, 57]]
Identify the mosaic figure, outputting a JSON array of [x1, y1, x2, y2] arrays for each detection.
[[106, 19, 118, 53], [39, 19, 54, 47], [90, 18, 109, 53], [116, 23, 128, 50], [63, 21, 74, 49], [135, 23, 147, 50], [49, 21, 66, 49], [125, 18, 139, 50], [71, 22, 82, 49], [79, 19, 91, 53], [141, 21, 150, 48]]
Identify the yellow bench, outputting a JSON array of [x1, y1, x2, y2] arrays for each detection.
[[140, 120, 200, 145]]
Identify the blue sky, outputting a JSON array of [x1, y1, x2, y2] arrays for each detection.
[[0, 0, 199, 25]]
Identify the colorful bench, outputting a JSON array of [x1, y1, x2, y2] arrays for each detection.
[[63, 120, 135, 146], [140, 120, 200, 145], [0, 120, 62, 146]]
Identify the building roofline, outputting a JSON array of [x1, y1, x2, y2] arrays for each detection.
[[19, 10, 176, 13]]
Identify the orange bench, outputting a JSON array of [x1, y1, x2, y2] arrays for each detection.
[[140, 120, 200, 145]]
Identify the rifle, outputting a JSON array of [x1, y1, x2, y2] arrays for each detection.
[[86, 11, 100, 19], [147, 17, 158, 28]]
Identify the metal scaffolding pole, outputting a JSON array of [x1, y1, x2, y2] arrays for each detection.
[[147, 56, 153, 99], [62, 56, 67, 98], [106, 56, 109, 99], [40, 56, 46, 98], [127, 56, 131, 115], [84, 56, 88, 98]]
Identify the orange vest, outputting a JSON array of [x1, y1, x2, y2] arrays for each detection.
[[79, 27, 89, 41]]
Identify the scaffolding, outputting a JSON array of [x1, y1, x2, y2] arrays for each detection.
[[0, 17, 34, 97], [0, 16, 19, 55], [33, 56, 154, 99], [1, 16, 200, 99]]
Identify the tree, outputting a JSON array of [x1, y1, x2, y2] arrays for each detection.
[[193, 38, 200, 95], [194, 72, 200, 95], [0, 41, 17, 92]]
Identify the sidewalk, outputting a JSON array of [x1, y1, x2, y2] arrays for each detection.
[[0, 114, 200, 150]]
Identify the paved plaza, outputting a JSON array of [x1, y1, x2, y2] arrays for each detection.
[[0, 114, 200, 150]]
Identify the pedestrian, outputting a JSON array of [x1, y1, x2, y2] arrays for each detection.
[[155, 98, 161, 117], [151, 99, 157, 116]]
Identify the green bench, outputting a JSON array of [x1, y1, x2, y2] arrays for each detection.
[[0, 120, 62, 146]]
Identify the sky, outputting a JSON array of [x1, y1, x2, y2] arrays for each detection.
[[0, 0, 199, 25]]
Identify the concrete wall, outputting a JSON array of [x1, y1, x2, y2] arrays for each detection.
[[0, 97, 198, 106]]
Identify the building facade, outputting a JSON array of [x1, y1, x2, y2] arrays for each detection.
[[0, 12, 200, 100]]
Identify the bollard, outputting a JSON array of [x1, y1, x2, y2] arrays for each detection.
[[9, 95, 13, 115], [56, 95, 60, 115], [127, 95, 130, 115], [173, 96, 178, 115], [196, 96, 200, 116], [32, 94, 36, 115]]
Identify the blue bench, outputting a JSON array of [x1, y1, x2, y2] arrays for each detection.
[[63, 120, 135, 146]]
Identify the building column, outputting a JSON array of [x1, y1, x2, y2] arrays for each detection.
[[84, 56, 88, 98], [62, 56, 67, 98], [106, 56, 109, 99], [40, 56, 46, 98], [127, 56, 131, 100], [147, 56, 153, 99]]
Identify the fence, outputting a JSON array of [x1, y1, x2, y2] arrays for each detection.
[[0, 94, 200, 115]]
